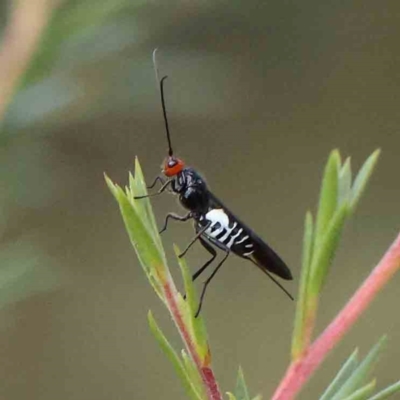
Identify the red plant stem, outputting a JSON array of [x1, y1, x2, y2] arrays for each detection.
[[272, 232, 400, 400], [163, 279, 222, 400]]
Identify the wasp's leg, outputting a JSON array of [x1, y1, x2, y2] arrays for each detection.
[[182, 237, 217, 300], [159, 212, 192, 234], [192, 237, 217, 282], [195, 251, 230, 317], [178, 222, 211, 258], [134, 179, 172, 199]]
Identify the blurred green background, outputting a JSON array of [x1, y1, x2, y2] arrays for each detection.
[[0, 0, 399, 399]]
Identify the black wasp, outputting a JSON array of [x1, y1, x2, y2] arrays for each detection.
[[136, 51, 293, 316]]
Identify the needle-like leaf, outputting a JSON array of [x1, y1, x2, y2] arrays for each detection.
[[320, 348, 359, 400], [130, 158, 164, 254], [338, 157, 352, 207], [331, 337, 386, 400], [367, 380, 400, 400], [314, 150, 340, 249], [292, 211, 314, 358], [309, 203, 348, 293], [148, 311, 203, 400], [105, 174, 165, 299], [234, 367, 251, 400], [341, 380, 376, 400], [349, 150, 380, 213]]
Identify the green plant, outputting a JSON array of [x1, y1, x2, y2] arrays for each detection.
[[106, 151, 400, 400]]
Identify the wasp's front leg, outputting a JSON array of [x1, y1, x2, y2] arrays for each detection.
[[134, 178, 172, 199], [147, 175, 165, 189]]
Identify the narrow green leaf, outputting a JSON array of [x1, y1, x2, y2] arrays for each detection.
[[332, 337, 387, 400], [302, 212, 315, 274], [131, 158, 164, 254], [235, 367, 251, 400], [309, 203, 348, 293], [127, 170, 155, 236], [174, 245, 209, 359], [105, 174, 119, 198], [128, 171, 159, 254], [292, 211, 314, 359], [320, 348, 359, 400], [251, 395, 262, 400], [174, 245, 198, 317], [341, 380, 376, 400], [227, 393, 237, 400], [349, 150, 380, 213], [368, 379, 400, 400], [105, 175, 164, 300], [148, 311, 203, 400], [314, 150, 340, 249], [115, 183, 163, 269], [338, 157, 352, 207], [182, 350, 207, 399], [127, 173, 135, 203], [0, 243, 61, 308]]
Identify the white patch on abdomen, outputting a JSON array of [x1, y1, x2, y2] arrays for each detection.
[[204, 209, 229, 235], [203, 209, 238, 248]]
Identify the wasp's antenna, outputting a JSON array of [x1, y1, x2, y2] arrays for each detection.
[[249, 259, 294, 300], [264, 269, 294, 300], [160, 76, 173, 156], [153, 49, 173, 156], [152, 48, 160, 86]]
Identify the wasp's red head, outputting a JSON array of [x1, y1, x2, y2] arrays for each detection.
[[163, 156, 185, 177]]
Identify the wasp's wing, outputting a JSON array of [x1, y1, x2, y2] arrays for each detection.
[[206, 190, 292, 280]]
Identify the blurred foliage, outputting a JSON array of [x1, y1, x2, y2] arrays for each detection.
[[23, 0, 144, 87], [0, 239, 61, 308], [5, 0, 143, 131], [0, 0, 173, 315]]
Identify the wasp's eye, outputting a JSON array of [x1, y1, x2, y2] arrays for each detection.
[[168, 160, 177, 168]]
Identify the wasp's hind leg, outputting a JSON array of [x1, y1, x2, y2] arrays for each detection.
[[192, 237, 217, 282], [159, 212, 192, 234], [195, 251, 230, 317], [134, 179, 172, 199], [183, 237, 217, 301]]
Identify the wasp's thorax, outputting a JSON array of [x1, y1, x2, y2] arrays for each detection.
[[163, 156, 185, 177]]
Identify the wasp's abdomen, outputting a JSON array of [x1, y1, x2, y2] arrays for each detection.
[[198, 209, 254, 255], [197, 207, 292, 280]]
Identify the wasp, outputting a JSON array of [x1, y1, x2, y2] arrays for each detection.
[[135, 51, 293, 316]]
